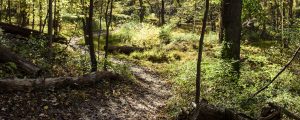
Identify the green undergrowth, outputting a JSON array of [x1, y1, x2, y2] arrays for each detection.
[[111, 22, 300, 118]]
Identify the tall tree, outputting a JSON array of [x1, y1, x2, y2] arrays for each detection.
[[195, 0, 209, 104], [32, 0, 35, 30], [87, 0, 98, 72], [220, 0, 242, 73], [7, 0, 11, 23], [39, 0, 43, 32], [161, 0, 165, 25], [97, 0, 104, 61], [53, 0, 61, 35], [288, 0, 293, 25], [47, 0, 53, 59], [104, 0, 113, 71], [0, 0, 2, 22], [139, 0, 145, 23]]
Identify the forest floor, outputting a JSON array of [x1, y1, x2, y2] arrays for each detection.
[[0, 37, 172, 120]]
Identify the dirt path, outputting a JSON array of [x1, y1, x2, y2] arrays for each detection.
[[0, 36, 172, 120], [70, 37, 172, 119]]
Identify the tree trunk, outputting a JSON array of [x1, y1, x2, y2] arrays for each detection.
[[0, 71, 119, 92], [104, 0, 113, 71], [0, 46, 41, 75], [53, 0, 60, 35], [270, 2, 276, 30], [178, 101, 299, 120], [7, 0, 11, 23], [139, 0, 145, 23], [0, 0, 2, 22], [97, 1, 104, 61], [48, 0, 53, 60], [39, 0, 42, 32], [0, 22, 67, 43], [53, 0, 57, 35], [32, 0, 35, 30], [288, 0, 293, 25], [195, 0, 209, 104], [161, 0, 165, 25], [275, 0, 281, 31], [220, 0, 242, 74], [218, 1, 224, 43], [178, 101, 254, 120], [87, 0, 98, 72]]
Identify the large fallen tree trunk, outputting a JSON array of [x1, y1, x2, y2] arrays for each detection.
[[107, 46, 144, 55], [0, 45, 41, 75], [0, 71, 120, 92], [177, 101, 300, 120], [178, 101, 254, 120], [0, 22, 66, 43]]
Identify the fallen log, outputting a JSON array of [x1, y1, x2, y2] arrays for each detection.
[[178, 101, 300, 120], [0, 45, 41, 75], [178, 101, 254, 120], [107, 46, 144, 55], [0, 22, 67, 44], [0, 71, 121, 92]]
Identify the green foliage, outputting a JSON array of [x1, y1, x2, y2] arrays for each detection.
[[159, 24, 174, 44], [242, 0, 265, 21], [163, 41, 300, 117], [170, 32, 198, 42], [113, 22, 160, 48], [130, 48, 170, 63]]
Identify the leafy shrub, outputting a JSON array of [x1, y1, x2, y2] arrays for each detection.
[[113, 22, 160, 48], [159, 24, 173, 44], [131, 24, 160, 48], [113, 22, 137, 43]]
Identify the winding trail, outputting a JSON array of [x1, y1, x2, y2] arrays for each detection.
[[70, 37, 172, 119]]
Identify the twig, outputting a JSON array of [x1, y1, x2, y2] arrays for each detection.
[[247, 45, 300, 101]]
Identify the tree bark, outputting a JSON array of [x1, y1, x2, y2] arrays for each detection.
[[0, 71, 119, 92], [139, 0, 145, 23], [32, 0, 35, 30], [48, 0, 53, 60], [178, 101, 254, 120], [39, 0, 43, 32], [288, 0, 293, 26], [218, 1, 224, 43], [195, 0, 209, 104], [220, 0, 242, 73], [53, 0, 57, 35], [0, 0, 2, 22], [104, 0, 113, 71], [161, 0, 165, 25], [53, 0, 61, 35], [87, 0, 98, 72], [0, 46, 40, 75], [0, 22, 67, 43], [178, 101, 300, 120], [7, 0, 11, 23], [97, 0, 104, 61]]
